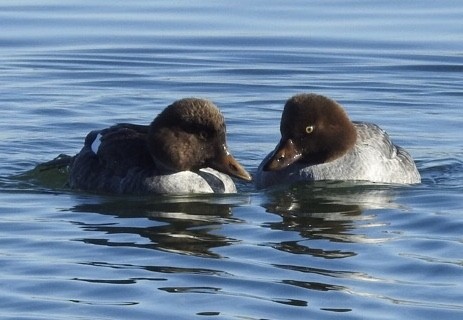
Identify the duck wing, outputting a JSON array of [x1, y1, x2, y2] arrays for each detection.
[[93, 123, 153, 174], [69, 123, 156, 192], [353, 122, 420, 183]]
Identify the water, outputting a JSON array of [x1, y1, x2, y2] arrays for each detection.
[[1, 1, 462, 319]]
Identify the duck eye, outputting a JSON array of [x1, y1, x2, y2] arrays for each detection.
[[199, 130, 209, 140], [305, 125, 314, 134]]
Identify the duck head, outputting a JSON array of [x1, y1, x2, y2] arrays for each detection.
[[148, 98, 252, 181], [263, 94, 357, 171]]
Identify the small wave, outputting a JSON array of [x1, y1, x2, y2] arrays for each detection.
[[419, 157, 463, 188]]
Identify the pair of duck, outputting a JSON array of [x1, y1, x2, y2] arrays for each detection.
[[67, 93, 421, 194]]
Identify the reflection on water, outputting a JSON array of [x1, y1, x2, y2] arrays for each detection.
[[64, 181, 400, 262], [14, 154, 71, 190], [70, 195, 249, 258], [263, 181, 400, 214], [261, 182, 399, 257]]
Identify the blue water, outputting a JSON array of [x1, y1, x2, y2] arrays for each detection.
[[1, 1, 463, 319]]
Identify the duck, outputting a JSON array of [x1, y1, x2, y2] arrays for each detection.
[[255, 93, 421, 188], [69, 98, 252, 194]]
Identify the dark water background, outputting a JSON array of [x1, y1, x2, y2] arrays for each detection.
[[1, 1, 462, 319]]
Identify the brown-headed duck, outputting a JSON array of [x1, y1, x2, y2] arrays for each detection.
[[69, 98, 252, 194], [256, 93, 420, 188]]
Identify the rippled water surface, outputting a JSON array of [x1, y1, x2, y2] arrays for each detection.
[[1, 1, 462, 319]]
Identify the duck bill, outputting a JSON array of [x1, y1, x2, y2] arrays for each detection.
[[263, 138, 302, 171], [209, 145, 252, 181]]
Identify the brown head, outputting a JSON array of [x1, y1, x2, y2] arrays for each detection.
[[263, 94, 357, 171], [147, 98, 252, 181]]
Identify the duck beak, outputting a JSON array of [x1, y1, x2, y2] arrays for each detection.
[[263, 138, 302, 171], [209, 145, 252, 181]]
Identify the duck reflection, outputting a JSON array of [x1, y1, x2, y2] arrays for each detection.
[[261, 181, 398, 250], [70, 194, 249, 258]]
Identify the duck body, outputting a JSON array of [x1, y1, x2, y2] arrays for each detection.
[[69, 99, 251, 194], [256, 122, 420, 187], [255, 94, 420, 188], [69, 125, 237, 194]]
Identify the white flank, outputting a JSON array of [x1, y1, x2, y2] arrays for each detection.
[[91, 133, 102, 154]]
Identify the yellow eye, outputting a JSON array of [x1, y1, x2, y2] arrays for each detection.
[[305, 125, 314, 134]]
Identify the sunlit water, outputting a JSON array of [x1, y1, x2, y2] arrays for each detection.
[[1, 1, 462, 319]]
